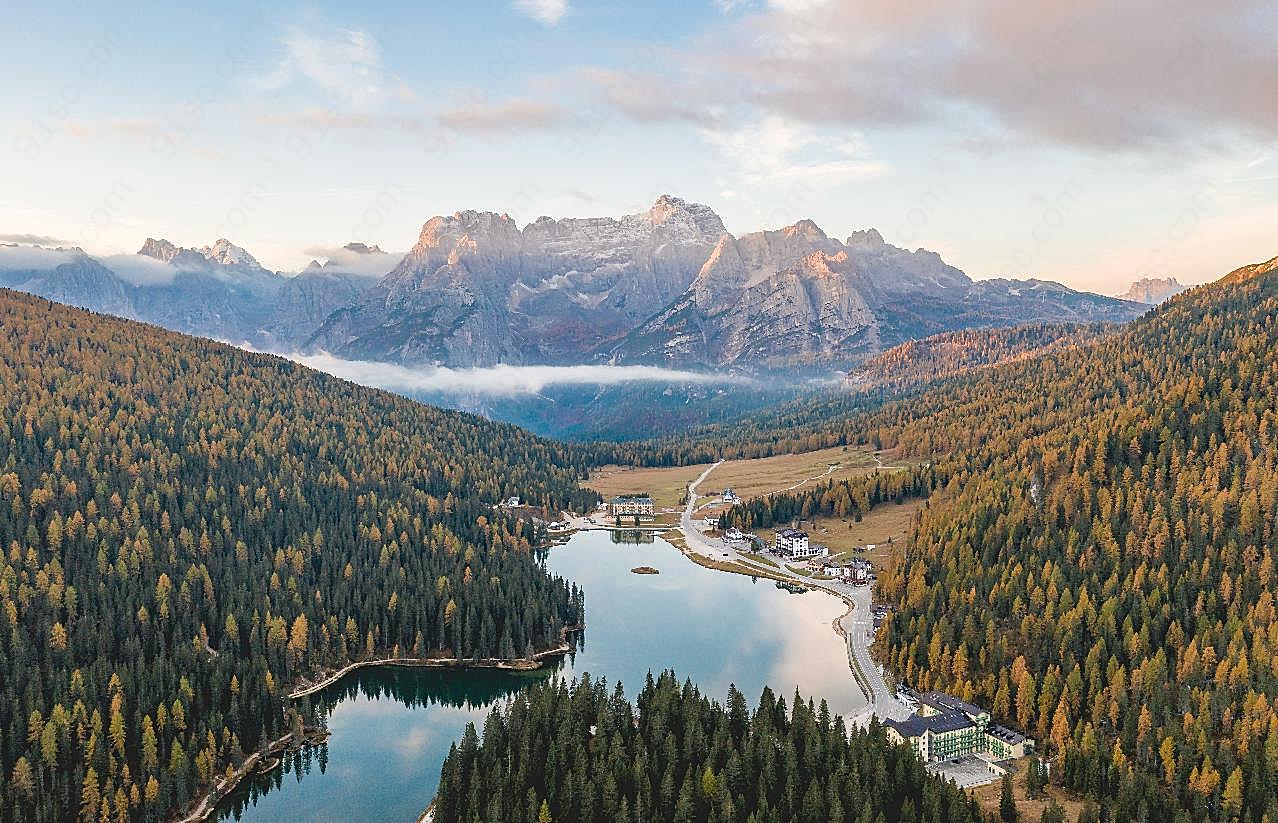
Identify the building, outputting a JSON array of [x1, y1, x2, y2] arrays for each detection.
[[984, 724, 1033, 759], [608, 495, 655, 518], [827, 557, 872, 584], [722, 488, 742, 505], [885, 690, 1034, 763], [774, 528, 828, 559], [885, 711, 984, 761], [723, 528, 753, 550]]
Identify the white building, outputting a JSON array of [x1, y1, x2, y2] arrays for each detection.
[[774, 529, 827, 559], [723, 528, 752, 550]]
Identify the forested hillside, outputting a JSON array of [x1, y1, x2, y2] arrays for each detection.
[[635, 259, 1278, 819], [434, 670, 987, 823], [0, 291, 592, 822], [719, 465, 937, 531], [847, 323, 1113, 393], [852, 261, 1278, 819]]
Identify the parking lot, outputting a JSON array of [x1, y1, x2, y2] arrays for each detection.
[[927, 755, 1005, 789]]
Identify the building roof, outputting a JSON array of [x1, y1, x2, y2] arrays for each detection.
[[610, 495, 653, 504], [777, 528, 808, 539], [885, 711, 974, 739], [986, 724, 1029, 745], [919, 691, 987, 718]]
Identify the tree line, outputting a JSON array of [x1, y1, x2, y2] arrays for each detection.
[[0, 291, 592, 823], [434, 670, 988, 823]]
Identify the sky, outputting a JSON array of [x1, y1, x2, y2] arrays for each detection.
[[2, 0, 1276, 294]]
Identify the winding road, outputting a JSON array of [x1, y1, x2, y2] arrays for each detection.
[[678, 462, 910, 727]]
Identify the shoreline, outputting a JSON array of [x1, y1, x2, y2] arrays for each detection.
[[288, 632, 578, 700], [170, 628, 580, 823], [674, 465, 893, 724]]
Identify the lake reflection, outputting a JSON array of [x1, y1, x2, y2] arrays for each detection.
[[217, 529, 866, 822]]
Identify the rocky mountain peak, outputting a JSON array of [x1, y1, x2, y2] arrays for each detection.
[[200, 238, 260, 268], [783, 219, 828, 241], [137, 238, 181, 263], [342, 242, 385, 255], [846, 228, 885, 248], [1119, 276, 1187, 304]]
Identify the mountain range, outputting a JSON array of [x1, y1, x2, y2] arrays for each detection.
[[1, 196, 1147, 373]]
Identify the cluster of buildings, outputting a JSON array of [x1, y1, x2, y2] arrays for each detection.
[[885, 690, 1034, 763], [809, 556, 873, 584]]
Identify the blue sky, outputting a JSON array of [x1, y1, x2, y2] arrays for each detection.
[[2, 0, 1276, 292]]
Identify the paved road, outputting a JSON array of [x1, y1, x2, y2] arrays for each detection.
[[679, 462, 910, 727]]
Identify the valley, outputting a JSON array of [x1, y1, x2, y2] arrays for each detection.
[[7, 5, 1276, 822]]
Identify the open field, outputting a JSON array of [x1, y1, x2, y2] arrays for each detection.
[[584, 462, 711, 509], [585, 445, 905, 510], [968, 759, 1087, 822], [710, 445, 895, 500], [755, 498, 926, 564]]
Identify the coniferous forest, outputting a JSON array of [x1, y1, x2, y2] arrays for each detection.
[[693, 258, 1278, 820], [434, 670, 987, 823], [0, 291, 590, 822]]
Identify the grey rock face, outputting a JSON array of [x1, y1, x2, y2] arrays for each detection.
[[307, 195, 728, 365]]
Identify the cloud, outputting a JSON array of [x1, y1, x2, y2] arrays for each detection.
[[298, 245, 403, 277], [0, 245, 75, 270], [0, 233, 69, 246], [437, 99, 570, 135], [562, 0, 1278, 157], [259, 24, 392, 105], [699, 115, 889, 185], [254, 108, 425, 133], [96, 254, 181, 286], [514, 0, 567, 25], [276, 353, 753, 396]]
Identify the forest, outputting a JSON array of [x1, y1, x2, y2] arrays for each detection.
[[718, 465, 938, 531], [621, 260, 1278, 820], [863, 263, 1278, 820], [692, 261, 1278, 820], [0, 291, 591, 822], [433, 670, 989, 823]]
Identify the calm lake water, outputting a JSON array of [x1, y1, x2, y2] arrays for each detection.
[[216, 529, 865, 822]]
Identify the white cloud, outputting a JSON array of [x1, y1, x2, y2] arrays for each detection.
[[260, 25, 390, 105], [700, 115, 889, 185], [437, 99, 570, 135], [0, 245, 75, 270], [274, 353, 752, 396], [97, 254, 181, 286], [563, 0, 1278, 157], [0, 233, 69, 246], [514, 0, 567, 25], [298, 245, 403, 278]]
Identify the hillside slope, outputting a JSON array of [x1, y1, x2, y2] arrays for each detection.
[[759, 256, 1278, 820], [0, 290, 592, 823]]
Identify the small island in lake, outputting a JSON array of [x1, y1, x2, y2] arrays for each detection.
[[631, 566, 660, 575]]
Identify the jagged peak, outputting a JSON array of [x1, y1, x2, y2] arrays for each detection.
[[200, 238, 260, 268], [780, 219, 828, 240], [845, 228, 885, 248], [137, 237, 180, 262], [644, 194, 728, 236]]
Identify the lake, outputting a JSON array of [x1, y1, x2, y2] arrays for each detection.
[[215, 529, 866, 822]]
